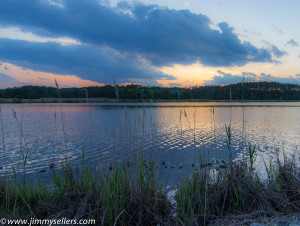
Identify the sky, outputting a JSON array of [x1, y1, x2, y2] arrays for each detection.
[[0, 0, 299, 88]]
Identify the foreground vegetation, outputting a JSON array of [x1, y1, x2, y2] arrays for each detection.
[[0, 149, 299, 225], [177, 156, 300, 225], [1, 81, 300, 101]]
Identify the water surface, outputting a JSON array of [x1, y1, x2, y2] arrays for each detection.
[[0, 102, 299, 186]]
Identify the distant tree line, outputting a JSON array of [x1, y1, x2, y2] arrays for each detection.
[[1, 81, 300, 100]]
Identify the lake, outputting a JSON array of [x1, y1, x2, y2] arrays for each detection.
[[0, 102, 300, 187]]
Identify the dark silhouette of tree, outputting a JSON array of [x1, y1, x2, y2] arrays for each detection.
[[1, 82, 300, 101]]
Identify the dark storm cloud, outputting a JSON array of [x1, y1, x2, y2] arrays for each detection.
[[0, 0, 275, 69], [0, 38, 175, 84]]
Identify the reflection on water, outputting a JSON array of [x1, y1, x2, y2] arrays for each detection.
[[0, 102, 300, 186]]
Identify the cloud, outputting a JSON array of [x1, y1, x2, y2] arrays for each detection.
[[261, 41, 286, 59], [169, 83, 182, 87], [242, 72, 257, 79], [204, 70, 300, 86], [0, 73, 26, 88], [0, 38, 175, 84], [271, 45, 287, 58], [0, 73, 16, 83], [259, 73, 300, 84], [243, 29, 262, 37], [0, 0, 274, 70], [0, 61, 105, 88], [272, 24, 283, 34], [287, 39, 299, 47], [204, 70, 256, 85]]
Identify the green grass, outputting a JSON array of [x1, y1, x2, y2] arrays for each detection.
[[176, 154, 300, 225], [0, 150, 299, 225], [0, 152, 173, 225]]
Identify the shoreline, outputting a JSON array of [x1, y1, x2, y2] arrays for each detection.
[[1, 98, 300, 104]]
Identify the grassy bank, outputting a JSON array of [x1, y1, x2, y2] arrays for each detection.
[[0, 154, 173, 225], [176, 156, 300, 225], [0, 151, 299, 225]]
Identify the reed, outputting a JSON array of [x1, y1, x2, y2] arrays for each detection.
[[55, 79, 68, 161], [175, 152, 300, 225], [0, 147, 173, 225]]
